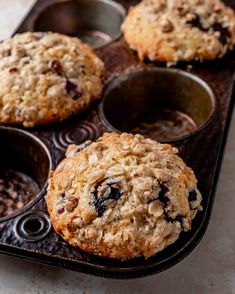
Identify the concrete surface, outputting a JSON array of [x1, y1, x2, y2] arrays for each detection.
[[0, 1, 235, 293]]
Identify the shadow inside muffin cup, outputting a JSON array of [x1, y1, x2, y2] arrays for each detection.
[[0, 127, 52, 221], [99, 68, 216, 142], [32, 0, 126, 49]]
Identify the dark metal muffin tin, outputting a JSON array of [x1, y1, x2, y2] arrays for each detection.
[[0, 0, 234, 279]]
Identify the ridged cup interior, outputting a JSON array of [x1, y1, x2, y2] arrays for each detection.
[[99, 68, 215, 142]]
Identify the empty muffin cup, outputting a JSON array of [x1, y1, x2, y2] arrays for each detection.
[[99, 68, 215, 142], [0, 127, 52, 220], [32, 0, 126, 48]]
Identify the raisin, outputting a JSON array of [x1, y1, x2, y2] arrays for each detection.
[[106, 184, 122, 201], [92, 187, 106, 217], [175, 215, 183, 223], [188, 190, 197, 202], [186, 13, 208, 32], [165, 213, 183, 226], [50, 59, 62, 74], [65, 79, 83, 100], [159, 182, 169, 195], [212, 22, 231, 45], [9, 67, 18, 73], [2, 49, 11, 57], [57, 207, 65, 214], [158, 182, 170, 207], [92, 181, 121, 217]]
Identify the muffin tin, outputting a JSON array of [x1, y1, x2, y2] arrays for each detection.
[[0, 0, 234, 279]]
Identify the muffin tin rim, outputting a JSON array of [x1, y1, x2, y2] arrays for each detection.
[[98, 67, 216, 143]]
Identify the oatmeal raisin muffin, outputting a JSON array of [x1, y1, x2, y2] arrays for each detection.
[[0, 32, 105, 127], [46, 133, 202, 259], [122, 0, 235, 64]]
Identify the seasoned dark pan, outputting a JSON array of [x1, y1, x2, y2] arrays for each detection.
[[0, 0, 234, 279]]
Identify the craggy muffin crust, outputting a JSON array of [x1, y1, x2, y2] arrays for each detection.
[[46, 133, 202, 259], [122, 0, 235, 64], [0, 32, 105, 127]]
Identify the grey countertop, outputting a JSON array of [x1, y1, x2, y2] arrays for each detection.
[[0, 1, 235, 293]]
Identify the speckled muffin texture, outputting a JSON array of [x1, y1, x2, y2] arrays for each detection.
[[46, 133, 202, 259], [122, 0, 235, 64], [0, 32, 105, 127]]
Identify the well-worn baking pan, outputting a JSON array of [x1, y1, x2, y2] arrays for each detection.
[[0, 0, 234, 279]]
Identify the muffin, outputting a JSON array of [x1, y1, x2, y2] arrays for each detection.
[[122, 0, 235, 64], [0, 32, 105, 127], [46, 133, 202, 259]]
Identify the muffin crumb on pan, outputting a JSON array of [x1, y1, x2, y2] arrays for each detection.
[[0, 32, 105, 127], [46, 133, 202, 259], [121, 0, 235, 64]]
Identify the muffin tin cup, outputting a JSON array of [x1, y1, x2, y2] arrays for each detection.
[[4, 0, 235, 279], [31, 0, 126, 49], [0, 126, 52, 222], [99, 67, 216, 142]]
